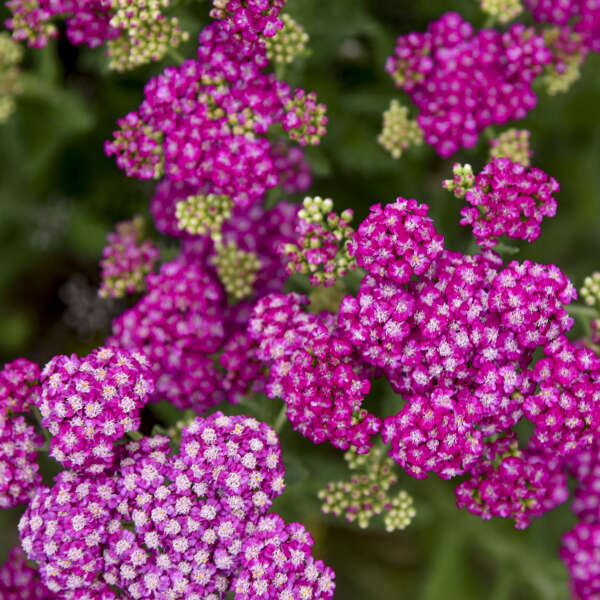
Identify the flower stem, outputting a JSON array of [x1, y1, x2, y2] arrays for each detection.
[[273, 404, 288, 433], [168, 48, 185, 65]]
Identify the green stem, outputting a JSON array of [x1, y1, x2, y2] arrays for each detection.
[[273, 404, 288, 433], [31, 406, 51, 443], [566, 304, 598, 318]]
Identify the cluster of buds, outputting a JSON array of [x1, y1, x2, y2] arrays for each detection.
[[0, 34, 23, 123], [479, 0, 523, 23], [542, 27, 587, 96], [489, 128, 532, 167], [175, 193, 233, 240], [265, 13, 309, 66], [377, 99, 424, 159], [107, 0, 189, 71], [213, 240, 261, 299], [99, 216, 160, 298], [282, 89, 328, 146], [283, 196, 357, 287], [318, 445, 416, 532], [581, 272, 600, 310], [441, 163, 475, 199]]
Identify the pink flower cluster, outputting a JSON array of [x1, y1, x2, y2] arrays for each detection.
[[209, 0, 285, 41], [5, 0, 116, 48], [249, 293, 381, 454], [0, 358, 42, 508], [99, 217, 160, 298], [348, 198, 444, 285], [454, 158, 560, 249], [37, 347, 155, 473], [110, 260, 226, 412], [106, 18, 326, 207], [0, 547, 55, 599], [456, 434, 569, 529], [525, 0, 600, 52], [385, 12, 551, 156], [18, 412, 335, 600]]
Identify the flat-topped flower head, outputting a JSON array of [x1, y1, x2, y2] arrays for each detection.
[[0, 546, 56, 599], [377, 99, 424, 159], [38, 347, 155, 473], [454, 158, 560, 249], [99, 216, 160, 299], [349, 197, 444, 285], [233, 514, 335, 600], [489, 129, 533, 166]]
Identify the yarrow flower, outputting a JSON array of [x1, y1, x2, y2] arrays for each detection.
[[348, 197, 444, 285], [249, 293, 381, 453], [233, 514, 336, 600], [282, 88, 328, 147], [175, 193, 234, 239], [99, 216, 160, 298], [445, 158, 560, 249], [37, 347, 155, 473], [283, 196, 357, 287], [0, 358, 42, 509], [455, 433, 569, 529], [110, 259, 226, 412], [0, 546, 55, 599], [19, 412, 335, 600], [385, 12, 551, 156]]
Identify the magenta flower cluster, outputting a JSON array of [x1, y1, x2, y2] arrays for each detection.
[[0, 358, 42, 509], [37, 347, 155, 473], [99, 217, 160, 298], [18, 412, 335, 600], [451, 157, 560, 249], [0, 546, 55, 599], [525, 0, 600, 52], [385, 12, 551, 156], [106, 12, 326, 208], [5, 0, 116, 48]]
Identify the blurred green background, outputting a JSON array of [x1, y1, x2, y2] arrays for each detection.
[[1, 0, 599, 597]]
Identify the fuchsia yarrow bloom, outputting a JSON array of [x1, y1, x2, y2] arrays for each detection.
[[209, 0, 285, 40], [233, 514, 335, 600], [385, 12, 551, 156], [110, 259, 226, 412], [348, 197, 444, 285], [0, 547, 56, 599], [249, 293, 381, 454], [106, 20, 326, 207], [0, 358, 42, 509], [456, 158, 560, 250], [19, 412, 334, 600], [99, 216, 160, 298], [455, 434, 569, 529], [37, 347, 155, 473], [525, 0, 600, 52]]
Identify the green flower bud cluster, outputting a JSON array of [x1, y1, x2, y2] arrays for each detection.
[[0, 34, 23, 124], [318, 445, 416, 532], [283, 196, 357, 287], [442, 163, 475, 199], [377, 99, 424, 159], [213, 240, 261, 300], [175, 194, 233, 240], [479, 0, 523, 24], [265, 13, 309, 65], [542, 28, 585, 96], [489, 128, 532, 166], [581, 273, 600, 310], [107, 0, 189, 72]]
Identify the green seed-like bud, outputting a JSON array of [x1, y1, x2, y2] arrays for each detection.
[[479, 0, 523, 24], [489, 128, 532, 166], [265, 13, 309, 66], [0, 34, 23, 124], [442, 163, 475, 198]]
